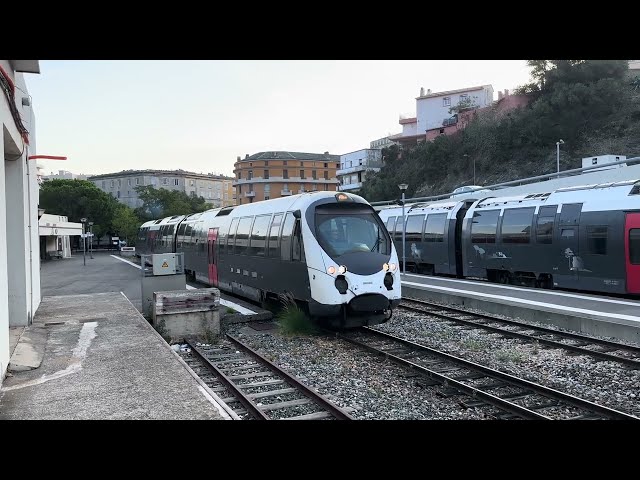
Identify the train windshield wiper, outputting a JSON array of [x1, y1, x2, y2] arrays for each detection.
[[370, 235, 381, 252]]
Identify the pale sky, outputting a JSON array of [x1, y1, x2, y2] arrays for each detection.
[[25, 60, 532, 178]]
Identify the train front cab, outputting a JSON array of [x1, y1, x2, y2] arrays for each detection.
[[306, 195, 401, 328]]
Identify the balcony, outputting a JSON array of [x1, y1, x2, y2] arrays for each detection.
[[281, 190, 292, 196], [244, 191, 255, 198], [337, 162, 383, 176]]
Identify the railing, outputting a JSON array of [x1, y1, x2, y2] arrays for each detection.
[[370, 156, 640, 206]]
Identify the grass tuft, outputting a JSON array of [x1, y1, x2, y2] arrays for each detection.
[[276, 292, 316, 335]]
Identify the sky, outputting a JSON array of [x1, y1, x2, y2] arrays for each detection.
[[25, 60, 533, 178]]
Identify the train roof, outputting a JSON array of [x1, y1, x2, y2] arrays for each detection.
[[140, 191, 373, 226], [473, 179, 640, 212]]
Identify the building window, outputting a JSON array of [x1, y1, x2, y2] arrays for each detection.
[[443, 97, 451, 107], [324, 171, 329, 180], [283, 169, 289, 179], [174, 179, 179, 186], [324, 162, 328, 168], [128, 179, 131, 186], [283, 183, 288, 192], [324, 184, 328, 191], [264, 170, 269, 179], [440, 128, 445, 134], [117, 179, 121, 187], [249, 163, 252, 167], [136, 178, 140, 185], [264, 196, 270, 200], [300, 162, 304, 167], [300, 169, 305, 179], [264, 161, 268, 166], [336, 163, 340, 169], [110, 180, 114, 187], [117, 191, 120, 198], [102, 181, 106, 188], [190, 180, 195, 186], [359, 159, 363, 165], [283, 161, 287, 166], [127, 190, 130, 196], [238, 171, 242, 179], [248, 170, 253, 180], [459, 94, 468, 102], [312, 170, 317, 180], [163, 178, 168, 185]]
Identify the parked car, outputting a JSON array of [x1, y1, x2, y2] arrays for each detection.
[[450, 185, 492, 197]]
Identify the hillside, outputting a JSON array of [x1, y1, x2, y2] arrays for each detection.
[[359, 60, 640, 202]]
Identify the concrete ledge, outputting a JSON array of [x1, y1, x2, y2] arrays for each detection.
[[403, 285, 640, 344], [8, 326, 48, 372], [222, 311, 273, 327]]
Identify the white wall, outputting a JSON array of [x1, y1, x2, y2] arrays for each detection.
[[1, 64, 40, 382], [401, 121, 417, 137], [417, 86, 494, 133]]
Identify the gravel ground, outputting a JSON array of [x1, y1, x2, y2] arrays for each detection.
[[222, 304, 640, 419]]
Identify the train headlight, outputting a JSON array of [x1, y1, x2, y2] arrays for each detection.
[[383, 263, 389, 271], [327, 266, 336, 275], [338, 265, 347, 274], [389, 263, 397, 272]]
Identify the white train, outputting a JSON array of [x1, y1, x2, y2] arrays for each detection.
[[138, 191, 402, 327]]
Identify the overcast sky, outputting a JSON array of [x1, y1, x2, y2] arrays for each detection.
[[25, 60, 533, 177]]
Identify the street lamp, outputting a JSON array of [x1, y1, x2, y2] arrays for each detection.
[[556, 139, 564, 177], [80, 218, 87, 266], [398, 183, 408, 274], [88, 221, 94, 259]]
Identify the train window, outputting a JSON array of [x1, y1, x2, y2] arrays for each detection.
[[561, 228, 575, 238], [630, 229, 640, 264], [280, 212, 296, 261], [394, 216, 404, 241], [424, 214, 447, 242], [386, 216, 396, 232], [405, 215, 425, 242], [249, 215, 271, 256], [587, 226, 608, 255], [267, 213, 283, 257], [559, 203, 582, 225], [536, 206, 557, 244], [226, 218, 239, 254], [292, 219, 304, 262], [235, 217, 254, 255], [501, 207, 534, 244], [315, 205, 390, 257], [471, 210, 500, 244]]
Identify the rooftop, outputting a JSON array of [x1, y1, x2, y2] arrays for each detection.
[[88, 169, 234, 180], [237, 151, 340, 162], [417, 84, 491, 100]]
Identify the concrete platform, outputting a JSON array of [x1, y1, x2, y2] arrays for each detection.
[[401, 273, 640, 344], [0, 292, 232, 419]]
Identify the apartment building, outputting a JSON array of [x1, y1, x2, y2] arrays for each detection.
[[233, 151, 340, 204], [89, 169, 235, 209]]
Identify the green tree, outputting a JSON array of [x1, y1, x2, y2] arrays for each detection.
[[112, 205, 142, 245], [134, 185, 210, 221], [39, 179, 121, 240]]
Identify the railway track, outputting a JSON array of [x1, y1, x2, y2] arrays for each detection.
[[399, 298, 640, 369], [335, 327, 638, 420], [180, 334, 353, 420]]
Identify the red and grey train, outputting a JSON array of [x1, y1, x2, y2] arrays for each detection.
[[376, 179, 640, 296], [137, 191, 402, 327]]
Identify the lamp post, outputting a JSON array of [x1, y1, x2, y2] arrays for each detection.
[[80, 218, 87, 266], [88, 221, 94, 259], [398, 183, 408, 274], [556, 139, 564, 177]]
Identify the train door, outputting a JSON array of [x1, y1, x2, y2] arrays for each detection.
[[208, 227, 219, 287], [557, 203, 582, 287], [454, 201, 473, 277], [625, 213, 640, 294]]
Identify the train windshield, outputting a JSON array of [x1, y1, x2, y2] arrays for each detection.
[[315, 205, 391, 258]]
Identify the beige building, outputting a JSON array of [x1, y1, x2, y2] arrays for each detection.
[[233, 151, 340, 205], [89, 169, 235, 209]]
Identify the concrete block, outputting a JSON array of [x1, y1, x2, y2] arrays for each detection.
[[153, 288, 221, 341]]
